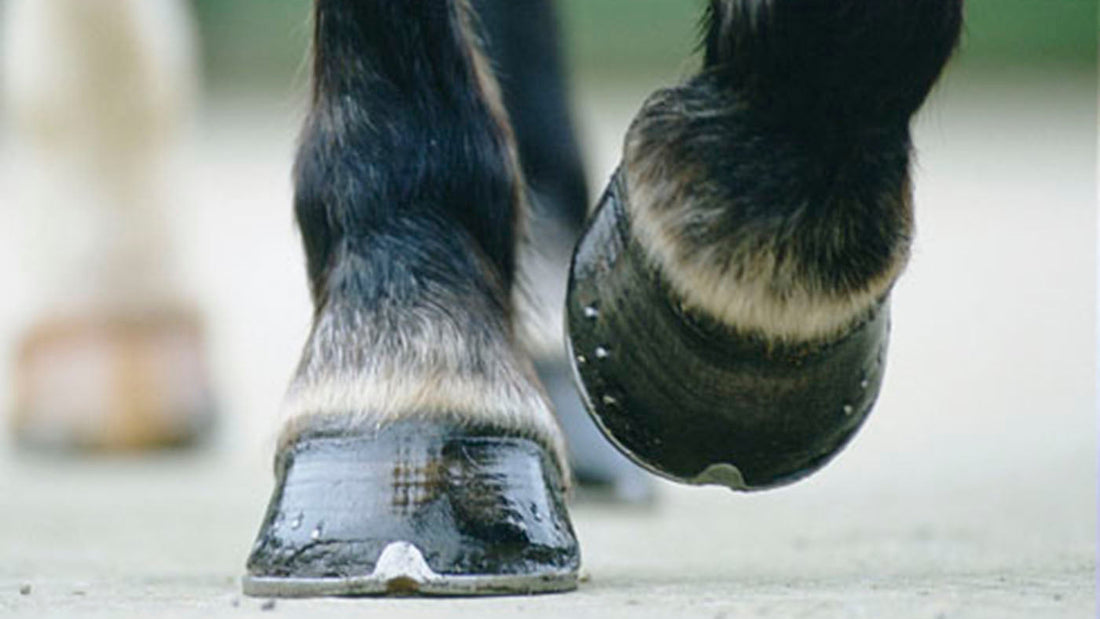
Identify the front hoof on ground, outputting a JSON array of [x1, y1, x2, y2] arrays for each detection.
[[566, 172, 890, 491], [244, 420, 579, 597]]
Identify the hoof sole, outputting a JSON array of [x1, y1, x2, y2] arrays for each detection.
[[245, 420, 579, 597], [566, 170, 889, 490]]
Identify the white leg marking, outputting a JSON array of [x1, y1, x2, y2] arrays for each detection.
[[280, 303, 567, 474]]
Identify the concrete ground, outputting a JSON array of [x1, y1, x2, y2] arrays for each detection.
[[0, 66, 1095, 617]]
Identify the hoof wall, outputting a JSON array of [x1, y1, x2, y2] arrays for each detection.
[[244, 420, 579, 597], [566, 171, 890, 491]]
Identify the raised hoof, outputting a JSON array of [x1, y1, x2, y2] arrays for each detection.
[[244, 420, 579, 597], [566, 171, 890, 491]]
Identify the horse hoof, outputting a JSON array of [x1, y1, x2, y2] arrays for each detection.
[[565, 171, 890, 491], [11, 309, 215, 452], [244, 420, 579, 597]]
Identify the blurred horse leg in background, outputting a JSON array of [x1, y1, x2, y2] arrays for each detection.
[[474, 0, 654, 503], [1, 0, 214, 450]]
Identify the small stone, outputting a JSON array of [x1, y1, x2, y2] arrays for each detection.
[[18, 584, 31, 595], [261, 598, 277, 611]]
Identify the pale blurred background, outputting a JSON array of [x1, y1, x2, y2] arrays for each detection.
[[0, 1, 1095, 617]]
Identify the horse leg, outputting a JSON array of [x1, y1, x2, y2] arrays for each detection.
[[473, 0, 654, 502], [1, 0, 212, 450], [566, 0, 963, 490], [244, 0, 578, 596]]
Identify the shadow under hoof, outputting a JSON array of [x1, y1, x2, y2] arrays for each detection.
[[536, 359, 656, 506], [244, 420, 579, 597], [566, 171, 890, 491]]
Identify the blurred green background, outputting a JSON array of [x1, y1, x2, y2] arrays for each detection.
[[193, 0, 1097, 92]]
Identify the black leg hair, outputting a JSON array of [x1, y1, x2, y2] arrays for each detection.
[[296, 0, 521, 297], [702, 0, 963, 129], [472, 0, 589, 232]]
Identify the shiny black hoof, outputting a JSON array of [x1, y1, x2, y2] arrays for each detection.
[[566, 171, 890, 491], [244, 420, 579, 597]]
